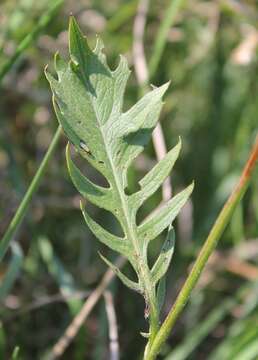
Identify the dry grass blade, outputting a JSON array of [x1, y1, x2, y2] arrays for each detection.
[[133, 0, 172, 201], [48, 257, 126, 359], [104, 291, 119, 360]]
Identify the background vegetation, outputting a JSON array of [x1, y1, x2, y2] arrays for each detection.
[[0, 0, 257, 359]]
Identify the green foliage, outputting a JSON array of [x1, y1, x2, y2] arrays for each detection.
[[38, 236, 82, 314], [0, 0, 64, 82], [1, 1, 258, 358], [46, 16, 193, 334]]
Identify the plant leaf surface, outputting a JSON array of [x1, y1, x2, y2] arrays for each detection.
[[46, 17, 194, 306]]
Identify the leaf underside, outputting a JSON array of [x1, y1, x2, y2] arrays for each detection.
[[46, 17, 194, 307]]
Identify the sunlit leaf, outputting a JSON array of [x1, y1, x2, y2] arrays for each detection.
[[46, 16, 193, 319]]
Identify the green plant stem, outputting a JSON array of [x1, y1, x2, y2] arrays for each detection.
[[0, 0, 64, 82], [0, 125, 62, 262], [165, 281, 253, 360], [148, 0, 186, 78], [145, 135, 258, 360]]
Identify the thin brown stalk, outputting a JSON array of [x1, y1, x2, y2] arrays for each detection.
[[47, 257, 126, 359], [4, 290, 91, 317], [104, 291, 119, 360], [133, 0, 172, 201]]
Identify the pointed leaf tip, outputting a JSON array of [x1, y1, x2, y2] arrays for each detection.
[[68, 16, 91, 66], [153, 81, 170, 99], [54, 52, 66, 77], [132, 137, 182, 209], [69, 16, 86, 45], [68, 16, 78, 33], [99, 253, 141, 292], [79, 199, 87, 213], [94, 36, 105, 54], [138, 182, 194, 242]]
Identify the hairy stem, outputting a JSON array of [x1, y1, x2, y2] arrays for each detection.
[[145, 135, 258, 360], [0, 126, 62, 261], [112, 172, 159, 342]]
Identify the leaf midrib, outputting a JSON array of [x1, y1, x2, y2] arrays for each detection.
[[89, 89, 141, 259], [81, 70, 158, 327]]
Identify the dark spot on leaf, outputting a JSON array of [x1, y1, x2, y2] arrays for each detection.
[[80, 140, 91, 154]]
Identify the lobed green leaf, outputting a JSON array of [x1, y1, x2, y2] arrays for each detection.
[[46, 17, 194, 308]]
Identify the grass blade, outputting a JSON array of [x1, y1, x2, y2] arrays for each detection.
[[0, 0, 64, 83], [38, 236, 82, 315], [0, 126, 62, 262], [148, 0, 186, 78]]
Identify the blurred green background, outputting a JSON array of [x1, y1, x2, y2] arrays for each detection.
[[0, 0, 258, 359]]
